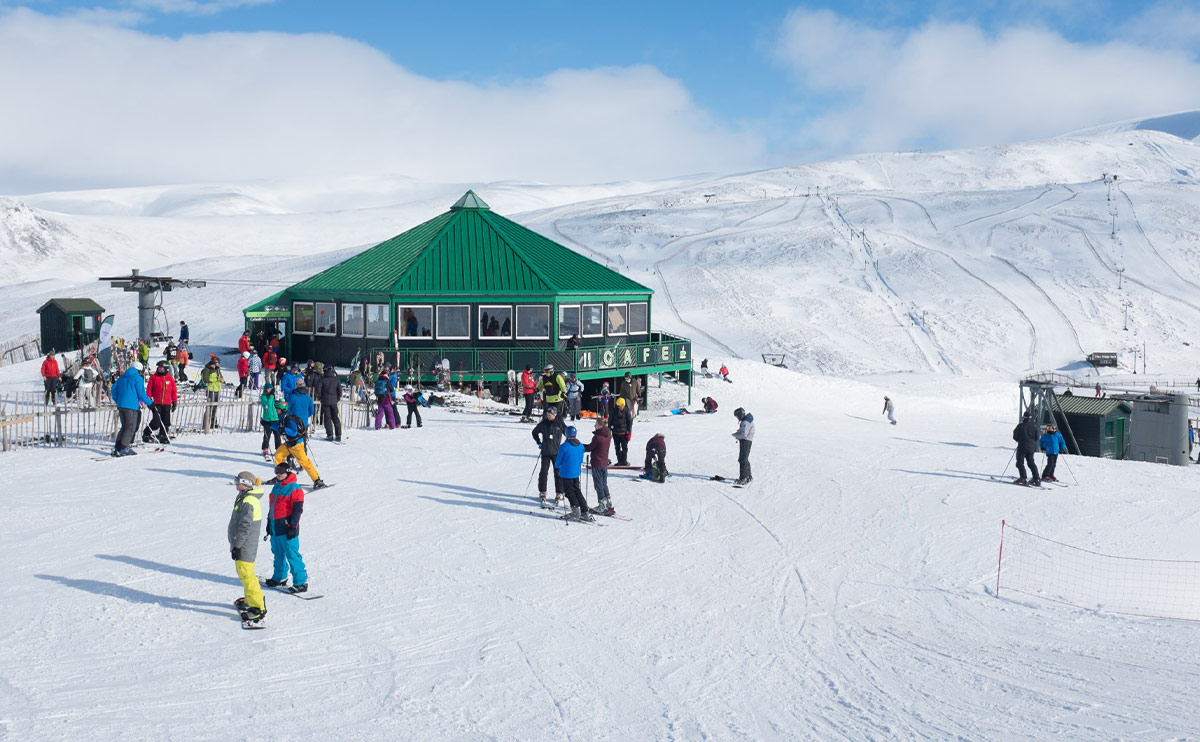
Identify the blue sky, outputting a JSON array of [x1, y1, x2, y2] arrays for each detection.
[[1, 0, 1198, 191]]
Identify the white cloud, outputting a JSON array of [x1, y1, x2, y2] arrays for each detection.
[[0, 9, 763, 193], [773, 7, 1200, 156], [126, 0, 274, 16], [1122, 1, 1200, 49]]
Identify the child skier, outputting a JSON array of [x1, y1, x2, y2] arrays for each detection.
[[260, 383, 285, 458], [554, 425, 592, 521], [229, 471, 266, 627], [265, 461, 309, 593], [403, 385, 422, 428]]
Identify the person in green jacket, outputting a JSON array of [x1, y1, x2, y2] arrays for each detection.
[[260, 383, 286, 457], [200, 358, 225, 430], [137, 338, 150, 368], [540, 364, 567, 418]]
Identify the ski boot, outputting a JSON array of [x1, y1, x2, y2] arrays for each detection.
[[312, 479, 328, 490], [289, 583, 308, 594], [234, 597, 248, 611], [539, 492, 549, 508], [567, 506, 581, 521]]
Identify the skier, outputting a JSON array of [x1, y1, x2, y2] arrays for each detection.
[[1094, 382, 1101, 397], [73, 361, 98, 409], [540, 364, 567, 419], [274, 380, 327, 489], [702, 396, 718, 414], [732, 407, 755, 485], [235, 352, 250, 398], [175, 344, 190, 382], [163, 341, 177, 378], [141, 360, 177, 444], [402, 385, 422, 428], [532, 407, 567, 506], [260, 383, 285, 457], [643, 433, 668, 482], [565, 372, 584, 421], [585, 416, 615, 515], [610, 397, 633, 466], [178, 320, 189, 345], [237, 330, 251, 355], [619, 372, 641, 418], [280, 363, 301, 403], [882, 395, 896, 425], [1039, 424, 1067, 482], [316, 364, 343, 441], [719, 364, 730, 383], [111, 362, 153, 456], [263, 347, 278, 387], [137, 338, 150, 368], [265, 461, 309, 592], [200, 357, 224, 430], [1012, 413, 1041, 486], [229, 470, 266, 626], [40, 352, 61, 406], [247, 350, 262, 391], [519, 365, 537, 421], [555, 425, 592, 521], [373, 371, 396, 430]]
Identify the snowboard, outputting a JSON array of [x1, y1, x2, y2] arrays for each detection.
[[268, 585, 324, 600]]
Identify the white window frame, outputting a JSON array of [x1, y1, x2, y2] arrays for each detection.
[[314, 302, 337, 336], [365, 303, 390, 339], [398, 305, 434, 341], [293, 301, 315, 335], [516, 305, 551, 340], [627, 301, 649, 335], [341, 302, 365, 338], [478, 304, 513, 340], [558, 304, 580, 339], [581, 303, 604, 338], [435, 305, 471, 340], [606, 302, 628, 337]]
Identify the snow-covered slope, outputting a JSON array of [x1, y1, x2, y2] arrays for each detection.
[[1070, 109, 1200, 142]]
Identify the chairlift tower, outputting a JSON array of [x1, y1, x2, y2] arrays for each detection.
[[99, 268, 207, 343], [1019, 379, 1081, 454]]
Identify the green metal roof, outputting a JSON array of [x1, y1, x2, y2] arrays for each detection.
[[1054, 396, 1132, 416], [243, 290, 290, 318], [286, 192, 651, 298], [36, 298, 105, 315]]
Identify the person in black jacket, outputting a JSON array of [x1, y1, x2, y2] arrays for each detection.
[[316, 366, 343, 442], [1012, 413, 1041, 486], [532, 407, 567, 506], [609, 397, 633, 466]]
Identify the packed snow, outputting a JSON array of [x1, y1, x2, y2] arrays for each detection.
[[2, 123, 1200, 739]]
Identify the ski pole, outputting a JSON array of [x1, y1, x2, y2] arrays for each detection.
[[998, 449, 1015, 479], [524, 454, 540, 498], [1060, 452, 1079, 486], [585, 453, 590, 504]]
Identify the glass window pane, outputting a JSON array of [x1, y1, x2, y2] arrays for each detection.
[[479, 306, 512, 339], [582, 304, 603, 336], [606, 304, 627, 335], [315, 302, 337, 335], [294, 303, 314, 334], [341, 303, 364, 337], [628, 303, 648, 335], [559, 306, 580, 338], [366, 304, 390, 338], [436, 306, 469, 339], [516, 306, 550, 339], [399, 306, 434, 338]]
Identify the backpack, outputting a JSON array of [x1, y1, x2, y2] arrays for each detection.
[[283, 413, 307, 440], [81, 367, 96, 384], [374, 377, 388, 397]]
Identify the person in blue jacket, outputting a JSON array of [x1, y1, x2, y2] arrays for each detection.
[[111, 362, 153, 456], [274, 380, 326, 489], [279, 365, 301, 405], [554, 425, 592, 521], [1039, 424, 1067, 482]]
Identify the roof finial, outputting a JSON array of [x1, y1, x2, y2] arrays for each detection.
[[450, 190, 491, 211]]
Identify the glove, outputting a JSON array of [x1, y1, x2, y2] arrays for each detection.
[[537, 442, 542, 449], [231, 547, 241, 561], [626, 433, 632, 442], [286, 527, 298, 539], [171, 403, 177, 412]]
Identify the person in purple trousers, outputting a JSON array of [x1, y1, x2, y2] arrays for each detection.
[[374, 371, 396, 430]]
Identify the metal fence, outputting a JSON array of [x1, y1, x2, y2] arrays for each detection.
[[0, 332, 41, 368], [0, 389, 373, 453]]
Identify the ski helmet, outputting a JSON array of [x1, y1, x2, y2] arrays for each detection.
[[734, 407, 745, 418], [566, 425, 577, 438], [235, 471, 256, 487], [133, 361, 144, 372], [242, 351, 250, 358], [544, 363, 554, 373], [616, 397, 625, 407], [274, 461, 291, 475]]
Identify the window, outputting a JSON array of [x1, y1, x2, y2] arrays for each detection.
[[606, 303, 628, 336], [398, 306, 433, 339], [516, 305, 550, 339], [628, 302, 648, 335], [479, 305, 512, 339], [365, 304, 390, 338], [341, 303, 364, 337], [1105, 421, 1114, 438], [558, 305, 580, 339], [582, 303, 604, 337], [293, 302, 315, 334], [84, 316, 96, 331], [436, 305, 470, 339], [314, 302, 337, 336]]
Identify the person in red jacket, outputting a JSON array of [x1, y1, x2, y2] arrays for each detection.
[[40, 352, 61, 405], [519, 365, 537, 422], [237, 331, 251, 355], [142, 360, 178, 444], [263, 347, 278, 386], [235, 352, 250, 398]]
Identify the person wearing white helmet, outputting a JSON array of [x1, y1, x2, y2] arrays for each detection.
[[540, 364, 566, 418], [235, 351, 251, 398], [402, 385, 423, 428]]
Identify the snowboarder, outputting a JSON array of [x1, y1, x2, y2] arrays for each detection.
[[882, 395, 896, 425], [111, 362, 153, 456], [265, 461, 309, 593], [702, 396, 718, 414], [719, 364, 730, 383], [260, 383, 284, 456], [316, 365, 343, 441], [585, 416, 615, 515], [610, 397, 633, 466], [200, 357, 224, 430], [274, 380, 326, 489], [229, 470, 266, 626], [402, 385, 422, 428], [555, 425, 592, 521], [1012, 413, 1041, 486], [532, 407, 567, 506], [1039, 424, 1067, 482], [732, 407, 755, 485], [40, 352, 61, 406], [235, 352, 250, 398], [141, 360, 177, 444], [643, 433, 668, 482], [541, 364, 567, 419], [248, 350, 262, 391], [565, 372, 584, 421], [373, 371, 396, 430]]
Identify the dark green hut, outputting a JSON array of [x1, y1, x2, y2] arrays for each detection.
[[243, 191, 692, 399], [1053, 396, 1131, 459], [37, 298, 105, 353]]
